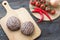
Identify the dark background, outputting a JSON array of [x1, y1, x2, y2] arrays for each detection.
[[0, 0, 60, 40]]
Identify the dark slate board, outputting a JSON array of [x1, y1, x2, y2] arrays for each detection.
[[0, 0, 60, 40]]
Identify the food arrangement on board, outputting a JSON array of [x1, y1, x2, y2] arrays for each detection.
[[0, 1, 41, 40], [0, 0, 60, 40]]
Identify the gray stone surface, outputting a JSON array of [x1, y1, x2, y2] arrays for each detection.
[[0, 0, 60, 40]]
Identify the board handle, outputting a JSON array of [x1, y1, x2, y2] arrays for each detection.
[[2, 1, 12, 12]]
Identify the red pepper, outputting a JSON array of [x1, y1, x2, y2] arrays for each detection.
[[34, 7, 52, 21], [37, 11, 44, 23], [32, 9, 44, 22]]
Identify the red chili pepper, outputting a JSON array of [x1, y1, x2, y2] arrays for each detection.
[[32, 9, 44, 22], [34, 7, 52, 21], [37, 11, 44, 23]]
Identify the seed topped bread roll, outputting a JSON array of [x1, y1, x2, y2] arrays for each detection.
[[6, 16, 21, 31], [21, 21, 34, 36]]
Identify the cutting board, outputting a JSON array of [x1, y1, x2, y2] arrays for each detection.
[[0, 1, 41, 40], [29, 0, 60, 21]]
